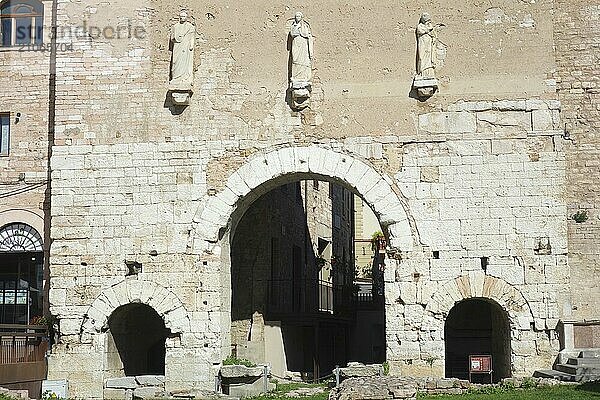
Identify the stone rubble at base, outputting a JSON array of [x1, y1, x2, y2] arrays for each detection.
[[327, 376, 569, 400], [0, 387, 29, 400]]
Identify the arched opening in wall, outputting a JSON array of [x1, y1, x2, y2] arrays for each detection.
[[229, 178, 386, 381], [106, 303, 169, 376], [444, 298, 511, 383], [0, 223, 44, 324]]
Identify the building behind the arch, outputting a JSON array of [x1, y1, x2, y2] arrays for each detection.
[[0, 0, 599, 398]]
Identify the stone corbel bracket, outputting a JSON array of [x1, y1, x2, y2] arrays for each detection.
[[169, 88, 193, 106], [290, 82, 311, 110], [412, 77, 439, 99]]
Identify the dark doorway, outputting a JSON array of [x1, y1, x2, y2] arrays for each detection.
[[230, 179, 389, 379], [444, 299, 511, 382], [108, 303, 169, 376]]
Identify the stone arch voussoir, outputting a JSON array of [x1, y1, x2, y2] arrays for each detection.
[[424, 272, 534, 331], [81, 279, 191, 336], [193, 145, 416, 250]]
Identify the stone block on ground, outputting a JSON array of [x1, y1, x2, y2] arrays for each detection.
[[106, 377, 139, 389], [328, 377, 417, 400], [339, 362, 384, 380], [435, 378, 456, 389], [328, 377, 472, 400], [220, 365, 273, 398], [220, 365, 264, 379], [226, 378, 275, 398], [136, 375, 166, 387], [0, 387, 29, 400], [103, 388, 129, 400], [133, 386, 165, 399]]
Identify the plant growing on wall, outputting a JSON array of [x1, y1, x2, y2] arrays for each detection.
[[315, 256, 327, 268], [572, 210, 589, 223], [382, 361, 390, 375], [424, 356, 438, 368], [371, 231, 385, 252], [223, 355, 256, 367]]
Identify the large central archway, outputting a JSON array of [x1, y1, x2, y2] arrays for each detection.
[[229, 179, 389, 378], [191, 146, 417, 373]]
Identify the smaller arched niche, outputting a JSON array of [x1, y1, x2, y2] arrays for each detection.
[[0, 223, 44, 324], [444, 298, 511, 383], [106, 303, 169, 376]]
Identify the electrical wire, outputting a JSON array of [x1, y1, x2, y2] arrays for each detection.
[[0, 181, 48, 199]]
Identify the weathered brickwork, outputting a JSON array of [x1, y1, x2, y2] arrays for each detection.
[[0, 0, 52, 211], [554, 0, 600, 322]]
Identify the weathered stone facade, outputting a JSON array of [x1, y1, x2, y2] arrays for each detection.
[[0, 0, 598, 398]]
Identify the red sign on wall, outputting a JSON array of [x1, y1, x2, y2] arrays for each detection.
[[469, 355, 492, 373]]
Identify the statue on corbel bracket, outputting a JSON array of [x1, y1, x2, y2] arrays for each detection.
[[168, 10, 195, 106], [412, 12, 442, 99], [288, 11, 313, 110]]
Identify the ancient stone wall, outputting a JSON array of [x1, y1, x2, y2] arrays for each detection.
[[383, 99, 567, 377], [554, 0, 600, 322], [44, 0, 576, 398]]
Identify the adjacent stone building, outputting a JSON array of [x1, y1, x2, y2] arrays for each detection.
[[0, 0, 599, 398], [0, 0, 52, 325]]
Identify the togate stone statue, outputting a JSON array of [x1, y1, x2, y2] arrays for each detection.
[[169, 10, 195, 105], [413, 12, 441, 98], [288, 11, 313, 110]]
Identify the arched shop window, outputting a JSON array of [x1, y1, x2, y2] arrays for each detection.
[[0, 223, 44, 325]]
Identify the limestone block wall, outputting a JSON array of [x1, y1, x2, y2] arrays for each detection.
[[45, 0, 575, 398], [383, 99, 567, 377], [48, 141, 213, 396], [554, 0, 600, 322]]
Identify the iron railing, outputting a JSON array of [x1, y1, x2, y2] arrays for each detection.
[[0, 324, 48, 365], [266, 279, 356, 318]]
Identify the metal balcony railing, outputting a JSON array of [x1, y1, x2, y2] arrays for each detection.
[[266, 279, 356, 318], [0, 324, 48, 365]]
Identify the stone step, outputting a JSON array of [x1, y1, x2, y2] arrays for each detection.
[[579, 349, 600, 359], [567, 357, 600, 366], [579, 375, 600, 383], [533, 369, 576, 382], [555, 363, 600, 376]]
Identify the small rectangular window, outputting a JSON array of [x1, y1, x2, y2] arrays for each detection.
[[0, 114, 10, 156]]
